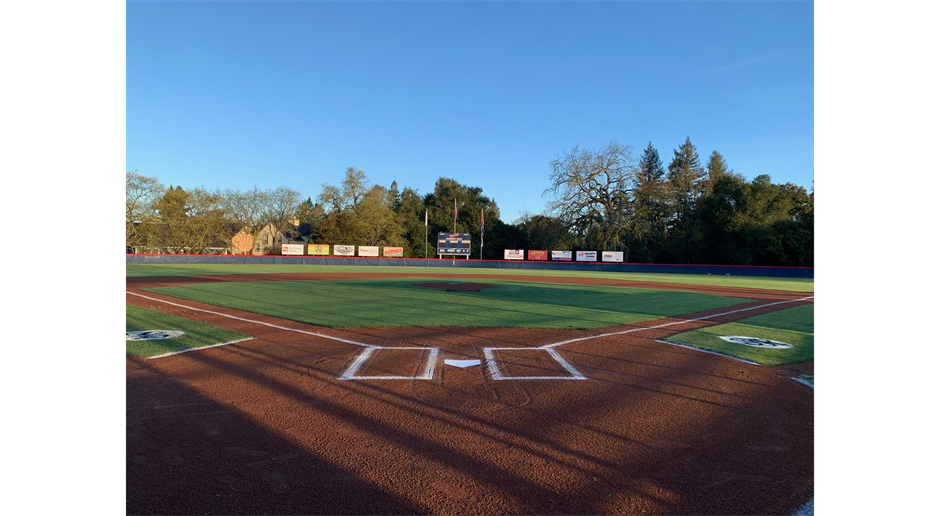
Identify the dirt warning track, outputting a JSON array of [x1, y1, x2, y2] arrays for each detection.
[[126, 273, 813, 515]]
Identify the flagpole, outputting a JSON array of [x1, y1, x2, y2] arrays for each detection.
[[480, 210, 484, 260], [453, 198, 457, 233], [424, 208, 428, 261]]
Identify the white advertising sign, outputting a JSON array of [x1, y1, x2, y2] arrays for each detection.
[[503, 249, 524, 260], [601, 251, 623, 262], [576, 251, 597, 262], [551, 250, 572, 261], [281, 244, 305, 256], [358, 246, 379, 257], [333, 245, 355, 256]]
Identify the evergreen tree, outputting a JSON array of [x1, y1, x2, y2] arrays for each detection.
[[664, 137, 706, 262], [630, 142, 669, 262], [705, 150, 734, 196]]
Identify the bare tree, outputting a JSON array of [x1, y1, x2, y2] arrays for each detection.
[[543, 141, 637, 251], [126, 170, 163, 249], [261, 186, 303, 249]]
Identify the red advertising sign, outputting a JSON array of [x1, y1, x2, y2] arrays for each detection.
[[528, 250, 548, 261]]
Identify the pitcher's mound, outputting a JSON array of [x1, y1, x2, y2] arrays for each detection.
[[413, 282, 499, 292]]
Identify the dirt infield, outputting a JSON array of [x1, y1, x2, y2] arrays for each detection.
[[127, 273, 813, 515]]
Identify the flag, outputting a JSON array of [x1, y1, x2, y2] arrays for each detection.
[[424, 208, 428, 226], [481, 209, 485, 227], [454, 200, 458, 219]]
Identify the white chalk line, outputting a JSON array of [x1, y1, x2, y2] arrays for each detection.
[[540, 296, 814, 349], [146, 338, 256, 360], [128, 291, 812, 382], [127, 291, 375, 348], [481, 295, 811, 381], [128, 290, 440, 380]]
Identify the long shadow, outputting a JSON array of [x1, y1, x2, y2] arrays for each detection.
[[126, 356, 420, 515], [128, 285, 813, 514]]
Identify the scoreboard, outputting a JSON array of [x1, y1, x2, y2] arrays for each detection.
[[437, 232, 471, 256]]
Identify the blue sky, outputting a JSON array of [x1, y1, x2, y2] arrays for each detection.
[[127, 0, 813, 222]]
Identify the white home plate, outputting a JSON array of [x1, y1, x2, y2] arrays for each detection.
[[444, 359, 481, 368]]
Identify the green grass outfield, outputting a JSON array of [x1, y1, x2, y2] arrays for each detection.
[[124, 264, 816, 365], [127, 263, 814, 293], [143, 277, 752, 329], [126, 304, 250, 358]]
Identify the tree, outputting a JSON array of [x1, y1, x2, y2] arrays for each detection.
[[397, 186, 432, 257], [424, 177, 499, 258], [152, 186, 231, 253], [704, 150, 735, 196], [629, 143, 670, 262], [126, 170, 163, 250], [221, 187, 266, 248], [664, 137, 707, 262], [316, 170, 406, 248], [261, 186, 303, 249], [544, 141, 636, 253]]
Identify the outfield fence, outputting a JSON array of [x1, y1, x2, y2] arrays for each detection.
[[126, 253, 813, 278]]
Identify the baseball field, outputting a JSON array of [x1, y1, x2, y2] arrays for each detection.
[[126, 263, 814, 515]]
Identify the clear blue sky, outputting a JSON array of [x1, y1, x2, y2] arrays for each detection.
[[127, 0, 813, 223]]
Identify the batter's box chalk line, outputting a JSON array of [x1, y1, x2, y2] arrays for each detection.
[[339, 346, 441, 380], [339, 346, 587, 381], [483, 347, 588, 381]]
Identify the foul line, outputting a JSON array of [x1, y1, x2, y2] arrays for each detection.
[[540, 296, 814, 349], [128, 290, 812, 381], [127, 291, 374, 348], [128, 290, 441, 380], [146, 338, 256, 360]]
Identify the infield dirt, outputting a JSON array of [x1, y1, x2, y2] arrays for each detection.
[[127, 273, 813, 515]]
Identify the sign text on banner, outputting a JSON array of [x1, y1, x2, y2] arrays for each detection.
[[281, 244, 305, 256], [551, 250, 572, 261], [333, 245, 355, 256], [503, 249, 524, 260], [437, 232, 471, 256], [576, 251, 597, 262], [358, 246, 379, 257], [528, 250, 548, 261], [383, 247, 404, 257], [602, 251, 624, 262]]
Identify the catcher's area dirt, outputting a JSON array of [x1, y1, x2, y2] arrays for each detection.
[[127, 273, 813, 515]]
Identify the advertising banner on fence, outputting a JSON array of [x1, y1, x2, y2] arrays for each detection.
[[551, 250, 572, 261], [437, 232, 471, 256], [602, 251, 624, 262], [308, 243, 330, 256], [358, 246, 379, 257], [333, 245, 355, 256], [383, 247, 404, 257], [576, 251, 597, 262], [528, 250, 548, 261], [504, 249, 524, 260], [281, 244, 305, 256]]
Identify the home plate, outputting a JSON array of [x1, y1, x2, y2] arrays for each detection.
[[444, 359, 481, 368]]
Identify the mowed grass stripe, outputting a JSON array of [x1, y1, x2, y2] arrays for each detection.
[[144, 278, 750, 329], [127, 263, 814, 292], [665, 304, 814, 365], [126, 304, 250, 358]]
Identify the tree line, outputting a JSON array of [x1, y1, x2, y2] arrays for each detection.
[[126, 137, 813, 266]]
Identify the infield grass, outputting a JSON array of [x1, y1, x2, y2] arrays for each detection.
[[126, 304, 250, 358], [127, 263, 814, 292], [664, 304, 814, 366], [144, 277, 751, 329]]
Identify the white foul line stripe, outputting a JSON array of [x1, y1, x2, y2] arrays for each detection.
[[146, 338, 256, 360], [540, 296, 814, 349], [128, 291, 440, 380], [127, 291, 375, 348]]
